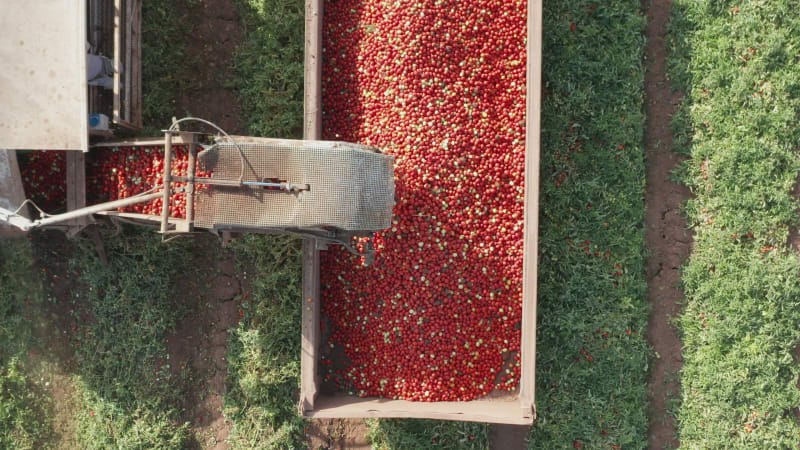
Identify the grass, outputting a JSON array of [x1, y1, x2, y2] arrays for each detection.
[[219, 3, 308, 447], [668, 0, 800, 446], [367, 419, 488, 449], [529, 0, 650, 448], [0, 229, 203, 450]]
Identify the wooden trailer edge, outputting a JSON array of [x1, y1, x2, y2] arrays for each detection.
[[306, 395, 533, 425], [519, 0, 542, 420], [300, 0, 324, 414]]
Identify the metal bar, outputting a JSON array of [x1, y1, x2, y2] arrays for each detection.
[[171, 175, 308, 192], [124, 0, 132, 121], [171, 176, 240, 187], [0, 150, 28, 237], [95, 211, 187, 232], [112, 0, 121, 123], [90, 0, 102, 50], [90, 133, 201, 148], [301, 238, 320, 412], [304, 0, 323, 140], [185, 135, 197, 228], [0, 207, 34, 231], [35, 191, 163, 228], [129, 0, 143, 129], [242, 181, 311, 192], [160, 132, 173, 233], [66, 151, 90, 231], [242, 181, 282, 188]]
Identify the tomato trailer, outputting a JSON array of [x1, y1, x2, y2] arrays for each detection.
[[297, 0, 541, 425]]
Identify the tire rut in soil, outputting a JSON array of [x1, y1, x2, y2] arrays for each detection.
[[643, 0, 691, 448]]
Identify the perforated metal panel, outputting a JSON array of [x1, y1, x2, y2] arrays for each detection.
[[194, 139, 394, 232]]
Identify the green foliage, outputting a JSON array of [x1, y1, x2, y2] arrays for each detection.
[[68, 227, 192, 447], [231, 0, 305, 138], [368, 419, 489, 450], [0, 358, 48, 449], [74, 386, 189, 450], [219, 1, 310, 446], [224, 234, 305, 449], [0, 240, 36, 362], [668, 0, 800, 446], [0, 359, 44, 450], [529, 0, 650, 448], [0, 241, 51, 449]]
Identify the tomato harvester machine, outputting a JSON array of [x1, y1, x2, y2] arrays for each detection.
[[0, 125, 396, 264], [0, 2, 394, 260]]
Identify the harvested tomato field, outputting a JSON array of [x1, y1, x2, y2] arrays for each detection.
[[8, 0, 800, 448]]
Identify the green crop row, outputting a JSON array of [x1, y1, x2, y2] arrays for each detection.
[[0, 241, 51, 449], [2, 229, 193, 449], [223, 234, 305, 448], [668, 0, 800, 447], [66, 227, 193, 448], [529, 0, 650, 448], [231, 0, 305, 138]]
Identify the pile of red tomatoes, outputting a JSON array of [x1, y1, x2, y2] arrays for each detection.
[[87, 146, 211, 219], [19, 148, 210, 220], [18, 150, 67, 212], [320, 0, 527, 401]]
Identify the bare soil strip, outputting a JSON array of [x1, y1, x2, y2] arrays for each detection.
[[643, 0, 690, 448], [489, 424, 528, 449], [307, 418, 370, 450]]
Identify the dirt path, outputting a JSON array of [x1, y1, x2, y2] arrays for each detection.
[[643, 0, 690, 448], [307, 419, 370, 449], [489, 424, 528, 449], [175, 0, 244, 135], [158, 1, 245, 446], [30, 231, 82, 449], [166, 236, 240, 449]]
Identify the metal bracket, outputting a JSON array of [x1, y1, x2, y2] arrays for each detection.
[[314, 239, 329, 251]]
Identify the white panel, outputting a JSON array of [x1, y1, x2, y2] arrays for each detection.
[[0, 0, 88, 151]]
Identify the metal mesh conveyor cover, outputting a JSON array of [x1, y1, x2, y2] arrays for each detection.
[[194, 140, 395, 232]]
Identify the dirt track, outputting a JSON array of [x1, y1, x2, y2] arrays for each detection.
[[643, 0, 690, 448]]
